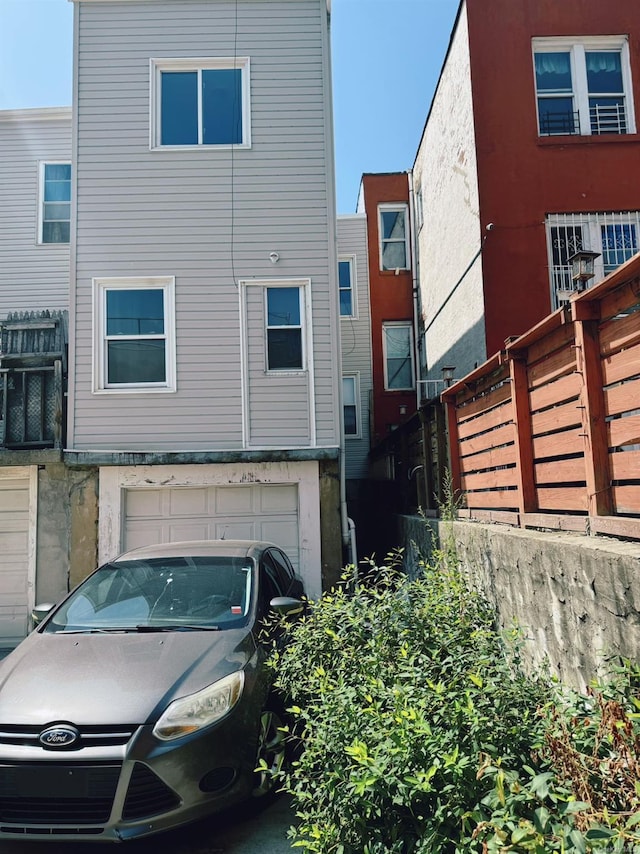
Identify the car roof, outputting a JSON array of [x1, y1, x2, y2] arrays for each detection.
[[112, 539, 280, 563]]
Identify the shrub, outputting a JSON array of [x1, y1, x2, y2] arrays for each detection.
[[269, 554, 549, 853]]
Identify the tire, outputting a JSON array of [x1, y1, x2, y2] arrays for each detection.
[[251, 707, 287, 798]]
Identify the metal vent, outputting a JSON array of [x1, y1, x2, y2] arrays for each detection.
[[122, 763, 180, 821]]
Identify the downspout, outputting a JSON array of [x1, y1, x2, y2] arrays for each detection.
[[407, 170, 422, 410]]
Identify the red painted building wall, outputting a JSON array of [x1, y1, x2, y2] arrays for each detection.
[[360, 173, 416, 445], [465, 0, 640, 356]]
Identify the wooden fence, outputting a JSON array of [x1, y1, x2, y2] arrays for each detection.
[[442, 253, 640, 540]]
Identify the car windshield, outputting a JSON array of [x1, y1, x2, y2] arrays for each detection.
[[43, 556, 255, 633]]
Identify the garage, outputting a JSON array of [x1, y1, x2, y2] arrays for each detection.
[[123, 483, 300, 569], [0, 470, 34, 648]]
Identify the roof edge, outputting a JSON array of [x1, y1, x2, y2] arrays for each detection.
[[0, 106, 71, 122]]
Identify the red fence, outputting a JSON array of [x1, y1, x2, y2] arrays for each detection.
[[442, 253, 640, 539]]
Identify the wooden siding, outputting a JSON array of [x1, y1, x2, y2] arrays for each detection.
[[71, 0, 339, 452], [0, 110, 71, 317], [337, 214, 371, 481]]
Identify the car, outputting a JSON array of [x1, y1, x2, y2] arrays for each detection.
[[0, 539, 305, 842]]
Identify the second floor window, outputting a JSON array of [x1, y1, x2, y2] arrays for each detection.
[[378, 204, 409, 271], [383, 323, 414, 391], [151, 58, 250, 148], [39, 162, 71, 244], [533, 37, 634, 136], [343, 375, 359, 436], [338, 257, 355, 317], [266, 287, 304, 371], [94, 277, 176, 392]]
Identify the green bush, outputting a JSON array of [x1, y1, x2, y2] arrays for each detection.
[[269, 553, 549, 853], [269, 551, 640, 853]]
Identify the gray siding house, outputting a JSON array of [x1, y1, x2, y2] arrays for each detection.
[[0, 0, 343, 646], [66, 0, 342, 599]]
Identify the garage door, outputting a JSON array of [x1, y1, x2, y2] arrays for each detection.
[[123, 484, 300, 569], [0, 476, 30, 647]]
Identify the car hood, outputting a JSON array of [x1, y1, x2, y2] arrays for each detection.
[[0, 629, 257, 726]]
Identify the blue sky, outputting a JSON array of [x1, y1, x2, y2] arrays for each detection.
[[0, 0, 460, 213]]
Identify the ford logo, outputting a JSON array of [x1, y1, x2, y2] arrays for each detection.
[[39, 725, 80, 749]]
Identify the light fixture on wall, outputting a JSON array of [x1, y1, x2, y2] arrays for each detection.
[[568, 250, 600, 290], [442, 365, 456, 387], [269, 251, 280, 264], [399, 404, 407, 415]]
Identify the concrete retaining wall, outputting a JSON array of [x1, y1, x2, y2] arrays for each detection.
[[399, 515, 640, 691]]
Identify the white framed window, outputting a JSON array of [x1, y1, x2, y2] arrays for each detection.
[[533, 37, 635, 136], [383, 322, 414, 391], [338, 256, 356, 317], [265, 285, 305, 372], [378, 204, 410, 271], [93, 277, 176, 393], [342, 374, 360, 438], [150, 57, 251, 149], [414, 184, 424, 231], [546, 211, 640, 309], [38, 162, 71, 244]]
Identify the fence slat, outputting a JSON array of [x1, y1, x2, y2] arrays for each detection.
[[531, 399, 582, 436], [602, 341, 640, 386], [608, 415, 640, 448]]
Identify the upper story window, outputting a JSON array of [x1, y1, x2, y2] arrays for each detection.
[[338, 256, 355, 317], [39, 162, 71, 244], [414, 185, 424, 231], [378, 204, 410, 271], [93, 277, 176, 393], [533, 37, 635, 136], [265, 286, 304, 371], [546, 211, 640, 309], [382, 322, 414, 391], [342, 375, 359, 437], [151, 58, 251, 149]]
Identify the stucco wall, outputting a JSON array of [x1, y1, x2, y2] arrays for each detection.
[[399, 515, 640, 691]]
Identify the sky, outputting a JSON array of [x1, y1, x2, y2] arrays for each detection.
[[0, 0, 460, 213]]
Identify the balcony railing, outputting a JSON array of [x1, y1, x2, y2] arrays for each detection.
[[590, 102, 627, 135], [0, 362, 63, 449]]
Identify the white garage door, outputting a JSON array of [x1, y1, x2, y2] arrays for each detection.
[[0, 476, 30, 647], [123, 483, 300, 570]]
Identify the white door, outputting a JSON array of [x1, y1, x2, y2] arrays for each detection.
[[0, 475, 31, 647], [123, 483, 300, 569]]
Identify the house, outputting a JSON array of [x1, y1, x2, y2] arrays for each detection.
[[0, 0, 343, 645], [413, 0, 640, 385]]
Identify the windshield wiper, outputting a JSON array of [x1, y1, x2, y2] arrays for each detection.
[[53, 627, 136, 634], [134, 624, 221, 632]]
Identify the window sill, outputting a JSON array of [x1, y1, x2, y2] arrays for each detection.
[[150, 143, 251, 152], [92, 387, 177, 395], [537, 133, 640, 147]]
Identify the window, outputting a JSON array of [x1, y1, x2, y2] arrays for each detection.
[[266, 286, 304, 371], [383, 323, 414, 391], [546, 212, 640, 309], [343, 375, 359, 437], [533, 37, 635, 136], [93, 277, 176, 392], [338, 256, 355, 317], [151, 58, 250, 149], [39, 162, 71, 244], [378, 204, 410, 271], [414, 184, 424, 231]]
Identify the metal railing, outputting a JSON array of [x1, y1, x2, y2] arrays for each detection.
[[0, 362, 63, 449]]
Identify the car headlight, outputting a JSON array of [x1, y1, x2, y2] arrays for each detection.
[[153, 671, 245, 741]]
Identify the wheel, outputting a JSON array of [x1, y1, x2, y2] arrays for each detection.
[[252, 708, 286, 798]]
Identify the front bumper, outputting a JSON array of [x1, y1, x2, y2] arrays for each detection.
[[0, 710, 260, 841]]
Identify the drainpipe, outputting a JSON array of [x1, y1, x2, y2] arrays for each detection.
[[407, 170, 423, 411]]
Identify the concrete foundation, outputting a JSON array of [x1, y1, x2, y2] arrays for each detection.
[[399, 515, 640, 691]]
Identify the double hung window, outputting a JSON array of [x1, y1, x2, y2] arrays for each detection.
[[338, 257, 355, 317], [151, 58, 250, 148], [383, 323, 414, 391], [378, 204, 409, 271], [39, 162, 71, 244], [533, 37, 634, 136], [93, 277, 176, 392], [342, 375, 359, 437], [265, 287, 304, 371]]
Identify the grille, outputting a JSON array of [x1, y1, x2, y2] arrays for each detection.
[[0, 724, 137, 749], [122, 763, 181, 821], [0, 763, 121, 825]]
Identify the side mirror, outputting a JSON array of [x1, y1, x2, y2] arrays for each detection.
[[31, 603, 55, 627], [269, 596, 305, 617]]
